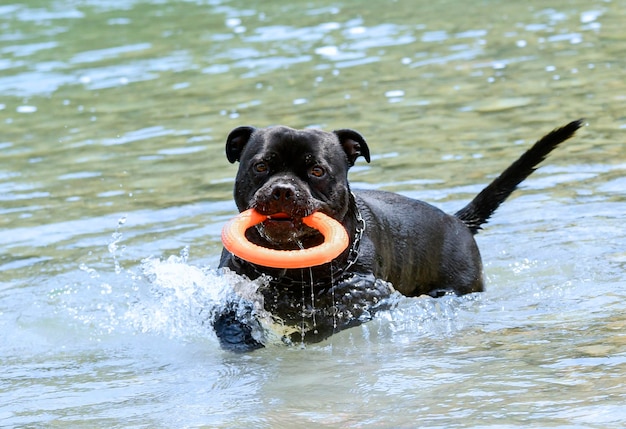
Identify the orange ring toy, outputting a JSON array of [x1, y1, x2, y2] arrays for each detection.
[[221, 209, 349, 269]]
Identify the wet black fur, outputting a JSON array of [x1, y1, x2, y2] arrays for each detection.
[[215, 120, 584, 351]]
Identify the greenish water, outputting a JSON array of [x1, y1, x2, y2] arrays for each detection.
[[2, 0, 626, 427]]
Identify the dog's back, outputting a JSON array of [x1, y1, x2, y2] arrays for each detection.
[[353, 190, 483, 297]]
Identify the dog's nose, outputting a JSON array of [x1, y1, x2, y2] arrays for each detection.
[[271, 184, 296, 202]]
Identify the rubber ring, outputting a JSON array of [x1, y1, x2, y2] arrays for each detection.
[[221, 208, 349, 269]]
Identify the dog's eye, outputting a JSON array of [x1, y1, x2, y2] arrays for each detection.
[[254, 162, 268, 173], [310, 166, 325, 178]]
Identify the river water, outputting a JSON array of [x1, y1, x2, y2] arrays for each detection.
[[1, 0, 626, 427]]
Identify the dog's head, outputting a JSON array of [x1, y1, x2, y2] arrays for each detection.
[[225, 125, 370, 248]]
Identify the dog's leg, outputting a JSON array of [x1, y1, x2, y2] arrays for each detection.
[[455, 119, 584, 233], [213, 303, 264, 352]]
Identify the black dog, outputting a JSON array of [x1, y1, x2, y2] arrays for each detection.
[[215, 120, 583, 351]]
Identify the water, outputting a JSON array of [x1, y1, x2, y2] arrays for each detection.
[[2, 0, 626, 427]]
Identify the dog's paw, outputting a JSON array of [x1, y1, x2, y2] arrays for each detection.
[[213, 308, 264, 353]]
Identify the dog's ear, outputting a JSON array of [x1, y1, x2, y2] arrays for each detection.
[[226, 126, 256, 163], [333, 129, 371, 166]]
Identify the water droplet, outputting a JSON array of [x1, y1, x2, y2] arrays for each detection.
[[384, 90, 405, 98], [580, 10, 602, 24], [79, 263, 100, 278], [225, 18, 241, 28], [179, 246, 190, 263], [315, 45, 339, 56], [16, 105, 37, 113]]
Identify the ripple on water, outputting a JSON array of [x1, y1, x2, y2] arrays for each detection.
[[69, 43, 152, 64], [0, 72, 76, 96]]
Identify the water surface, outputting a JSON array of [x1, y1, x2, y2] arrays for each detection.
[[1, 0, 626, 427]]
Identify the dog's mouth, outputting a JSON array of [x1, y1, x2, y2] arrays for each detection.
[[252, 210, 322, 248], [266, 212, 292, 221], [261, 212, 305, 233]]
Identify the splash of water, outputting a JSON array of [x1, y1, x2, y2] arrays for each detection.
[[125, 254, 275, 344], [107, 215, 127, 274], [53, 216, 481, 349]]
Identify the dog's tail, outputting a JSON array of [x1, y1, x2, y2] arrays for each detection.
[[455, 119, 584, 234]]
